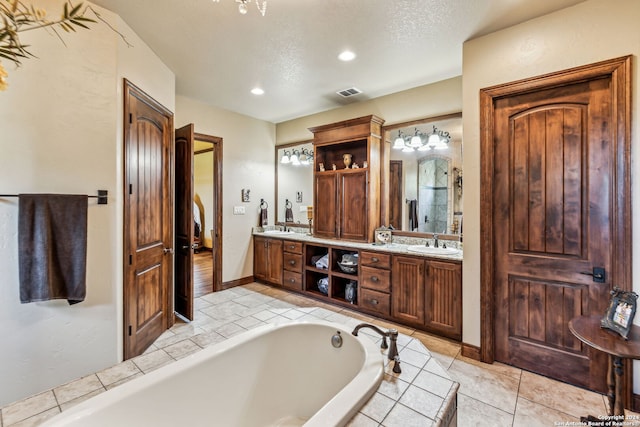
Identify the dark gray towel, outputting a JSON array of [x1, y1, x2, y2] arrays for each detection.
[[408, 199, 418, 231], [285, 207, 293, 222], [18, 194, 88, 305], [260, 207, 268, 227]]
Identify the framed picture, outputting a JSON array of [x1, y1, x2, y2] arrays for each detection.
[[601, 287, 638, 339]]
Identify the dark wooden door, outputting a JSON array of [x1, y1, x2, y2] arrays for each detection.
[[389, 160, 403, 230], [174, 124, 194, 321], [340, 170, 368, 241], [391, 255, 425, 325], [493, 77, 615, 392], [123, 80, 174, 359], [314, 173, 337, 238]]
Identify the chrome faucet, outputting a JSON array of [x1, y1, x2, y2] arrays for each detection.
[[433, 233, 439, 248], [352, 323, 401, 373]]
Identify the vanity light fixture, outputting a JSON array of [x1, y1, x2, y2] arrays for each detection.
[[299, 148, 313, 165], [409, 128, 423, 148], [427, 125, 451, 150], [393, 130, 406, 150], [280, 150, 291, 164], [251, 87, 264, 95], [212, 0, 267, 17], [290, 149, 300, 166], [393, 126, 451, 152]]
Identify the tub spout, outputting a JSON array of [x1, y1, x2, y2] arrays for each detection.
[[351, 323, 401, 373]]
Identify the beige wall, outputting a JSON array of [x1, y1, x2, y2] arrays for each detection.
[[0, 0, 175, 406], [276, 76, 462, 144], [175, 95, 276, 283], [462, 0, 640, 388]]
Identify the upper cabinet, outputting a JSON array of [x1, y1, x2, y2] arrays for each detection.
[[309, 115, 385, 242]]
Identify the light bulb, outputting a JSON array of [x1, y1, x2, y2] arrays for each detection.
[[238, 2, 248, 14]]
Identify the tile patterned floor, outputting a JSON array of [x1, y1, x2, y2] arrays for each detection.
[[0, 283, 632, 427]]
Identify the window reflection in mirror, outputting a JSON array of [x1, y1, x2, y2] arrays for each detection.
[[275, 140, 314, 225], [384, 113, 463, 235]]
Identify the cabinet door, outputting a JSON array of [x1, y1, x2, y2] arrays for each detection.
[[340, 170, 368, 241], [425, 261, 462, 340], [391, 255, 425, 324], [314, 174, 337, 238], [266, 239, 283, 285], [253, 236, 268, 280]]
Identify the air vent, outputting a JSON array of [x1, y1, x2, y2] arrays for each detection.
[[336, 87, 362, 98]]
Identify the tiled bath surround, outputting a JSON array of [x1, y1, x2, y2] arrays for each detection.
[[0, 283, 615, 426]]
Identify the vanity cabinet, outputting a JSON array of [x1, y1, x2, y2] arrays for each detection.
[[425, 260, 462, 340], [253, 236, 283, 286], [359, 250, 391, 316], [304, 244, 359, 305], [310, 115, 384, 242], [283, 240, 303, 291], [391, 255, 462, 340], [253, 235, 462, 341], [391, 255, 426, 324]]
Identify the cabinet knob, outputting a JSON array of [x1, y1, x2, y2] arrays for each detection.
[[289, 245, 295, 250], [371, 276, 379, 282], [289, 278, 296, 283], [372, 257, 379, 262], [289, 260, 296, 265], [370, 299, 379, 305]]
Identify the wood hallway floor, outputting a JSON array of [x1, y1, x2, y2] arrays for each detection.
[[194, 250, 213, 297]]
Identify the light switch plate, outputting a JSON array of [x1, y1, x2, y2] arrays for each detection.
[[233, 206, 245, 215]]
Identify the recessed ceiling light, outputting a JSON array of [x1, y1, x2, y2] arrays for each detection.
[[251, 87, 265, 95], [338, 50, 356, 62]]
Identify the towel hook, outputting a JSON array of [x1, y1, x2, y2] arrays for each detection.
[[260, 199, 268, 209]]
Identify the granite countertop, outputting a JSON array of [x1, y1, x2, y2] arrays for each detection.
[[253, 228, 463, 262]]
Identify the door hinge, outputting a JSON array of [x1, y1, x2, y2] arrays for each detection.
[[129, 184, 132, 195], [129, 254, 132, 265], [128, 325, 132, 336], [129, 113, 132, 124]]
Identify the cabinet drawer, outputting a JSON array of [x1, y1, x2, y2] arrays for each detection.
[[360, 266, 391, 293], [359, 288, 390, 316], [360, 251, 391, 269], [283, 240, 303, 254], [283, 270, 303, 291], [283, 252, 303, 272]]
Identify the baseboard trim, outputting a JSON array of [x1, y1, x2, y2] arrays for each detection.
[[221, 276, 254, 290], [461, 343, 482, 361]]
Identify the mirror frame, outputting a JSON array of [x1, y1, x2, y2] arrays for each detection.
[[381, 112, 463, 240], [275, 139, 313, 228]]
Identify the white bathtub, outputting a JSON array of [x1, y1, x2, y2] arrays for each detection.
[[40, 320, 384, 427]]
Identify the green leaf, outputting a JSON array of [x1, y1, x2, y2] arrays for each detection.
[[63, 2, 69, 19], [69, 2, 83, 18], [70, 19, 90, 30]]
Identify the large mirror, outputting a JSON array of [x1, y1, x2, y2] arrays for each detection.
[[274, 113, 463, 236], [383, 113, 463, 235], [275, 140, 314, 226]]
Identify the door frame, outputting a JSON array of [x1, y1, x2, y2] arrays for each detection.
[[479, 56, 632, 395], [194, 132, 223, 292]]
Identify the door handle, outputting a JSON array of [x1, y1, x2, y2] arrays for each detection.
[[580, 267, 605, 283], [163, 247, 174, 254]]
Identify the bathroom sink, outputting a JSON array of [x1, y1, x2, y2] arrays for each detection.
[[406, 245, 461, 256], [262, 230, 296, 235]]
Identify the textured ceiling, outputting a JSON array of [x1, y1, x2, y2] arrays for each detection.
[[91, 0, 586, 123]]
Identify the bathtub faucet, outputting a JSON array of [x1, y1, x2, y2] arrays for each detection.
[[351, 323, 401, 373]]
